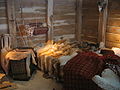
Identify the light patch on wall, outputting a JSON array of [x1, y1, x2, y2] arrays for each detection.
[[20, 6, 46, 13], [53, 23, 69, 27], [16, 17, 45, 20], [53, 21, 75, 26], [53, 20, 66, 23], [0, 24, 8, 29], [64, 13, 75, 15], [0, 17, 7, 20], [0, 7, 6, 10]]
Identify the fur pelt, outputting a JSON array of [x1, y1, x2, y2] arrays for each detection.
[[92, 68, 120, 90], [58, 52, 78, 66]]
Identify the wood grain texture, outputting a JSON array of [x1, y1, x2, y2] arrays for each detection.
[[107, 26, 120, 34], [106, 41, 120, 48], [75, 0, 82, 41], [106, 0, 120, 48], [0, 1, 8, 35], [53, 0, 76, 41], [106, 33, 120, 43], [7, 0, 17, 48], [47, 0, 53, 40], [13, 0, 47, 47], [81, 36, 98, 43], [81, 0, 99, 43]]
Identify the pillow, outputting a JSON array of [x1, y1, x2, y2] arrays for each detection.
[[112, 47, 120, 57], [59, 52, 77, 66], [92, 68, 120, 90]]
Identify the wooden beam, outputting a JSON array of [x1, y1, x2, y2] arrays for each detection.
[[47, 0, 53, 40], [75, 0, 82, 42], [98, 0, 108, 45], [98, 12, 103, 42], [6, 0, 17, 48], [102, 0, 108, 45]]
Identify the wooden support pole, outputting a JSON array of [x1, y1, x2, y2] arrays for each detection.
[[98, 0, 108, 45], [6, 0, 17, 48], [102, 0, 108, 45], [98, 12, 103, 43], [47, 0, 53, 40], [75, 0, 82, 42]]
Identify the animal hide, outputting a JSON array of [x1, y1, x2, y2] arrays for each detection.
[[92, 68, 120, 90]]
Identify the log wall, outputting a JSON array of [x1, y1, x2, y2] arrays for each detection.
[[14, 0, 47, 47], [106, 0, 120, 48], [2, 0, 119, 48], [81, 0, 99, 43], [53, 0, 76, 41], [0, 0, 8, 35], [14, 0, 77, 47]]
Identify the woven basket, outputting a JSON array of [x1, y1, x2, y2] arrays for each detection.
[[9, 58, 36, 81]]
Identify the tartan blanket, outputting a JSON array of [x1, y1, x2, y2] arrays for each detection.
[[104, 54, 120, 77], [63, 51, 105, 90]]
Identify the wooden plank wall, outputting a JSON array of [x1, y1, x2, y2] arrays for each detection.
[[53, 0, 76, 41], [0, 0, 8, 35], [0, 0, 8, 69], [14, 0, 47, 47], [1, 0, 101, 47], [106, 0, 120, 48], [14, 0, 77, 47], [81, 0, 99, 43]]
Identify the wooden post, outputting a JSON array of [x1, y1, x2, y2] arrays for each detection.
[[47, 0, 54, 40], [75, 0, 82, 42], [98, 0, 108, 45], [102, 0, 108, 45], [6, 0, 17, 48], [98, 12, 103, 42]]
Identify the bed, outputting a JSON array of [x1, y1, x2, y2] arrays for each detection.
[[36, 39, 120, 90], [63, 51, 120, 90], [36, 40, 79, 80]]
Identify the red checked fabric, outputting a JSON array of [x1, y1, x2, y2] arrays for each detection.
[[63, 51, 105, 90]]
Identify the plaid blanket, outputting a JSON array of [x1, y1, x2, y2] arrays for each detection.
[[63, 52, 104, 90], [104, 54, 120, 77]]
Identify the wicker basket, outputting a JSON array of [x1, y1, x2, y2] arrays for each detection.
[[9, 57, 36, 81]]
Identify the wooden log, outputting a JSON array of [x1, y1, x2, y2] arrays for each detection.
[[53, 15, 76, 21], [106, 33, 120, 43], [16, 13, 46, 18], [6, 0, 17, 48], [0, 19, 7, 24], [106, 41, 120, 48], [54, 29, 75, 36], [107, 26, 120, 34], [47, 0, 53, 40], [54, 24, 75, 30], [98, 0, 108, 45], [108, 18, 120, 26], [105, 0, 120, 48], [75, 0, 82, 41]]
